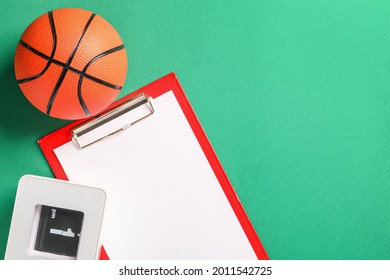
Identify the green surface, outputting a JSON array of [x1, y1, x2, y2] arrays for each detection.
[[1, 0, 390, 260]]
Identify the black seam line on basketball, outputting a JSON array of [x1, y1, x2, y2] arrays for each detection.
[[18, 40, 123, 90], [66, 13, 96, 65], [17, 11, 57, 84], [77, 44, 125, 116], [46, 12, 96, 115], [46, 68, 68, 114]]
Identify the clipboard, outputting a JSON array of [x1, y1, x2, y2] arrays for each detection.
[[38, 72, 268, 260]]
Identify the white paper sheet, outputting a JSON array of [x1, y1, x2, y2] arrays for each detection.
[[54, 91, 256, 259]]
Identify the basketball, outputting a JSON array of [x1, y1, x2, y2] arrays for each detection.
[[14, 8, 128, 120]]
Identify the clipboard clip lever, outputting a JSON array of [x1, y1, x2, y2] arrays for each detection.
[[72, 93, 154, 149]]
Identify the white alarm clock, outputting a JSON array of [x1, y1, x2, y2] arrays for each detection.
[[5, 175, 106, 260]]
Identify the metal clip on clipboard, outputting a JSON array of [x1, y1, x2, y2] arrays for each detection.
[[72, 93, 154, 149]]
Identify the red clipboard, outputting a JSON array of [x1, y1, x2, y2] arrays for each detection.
[[38, 72, 269, 260]]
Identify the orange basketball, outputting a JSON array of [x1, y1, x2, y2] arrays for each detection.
[[14, 8, 128, 120]]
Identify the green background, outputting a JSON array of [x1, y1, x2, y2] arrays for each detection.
[[1, 0, 390, 260]]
